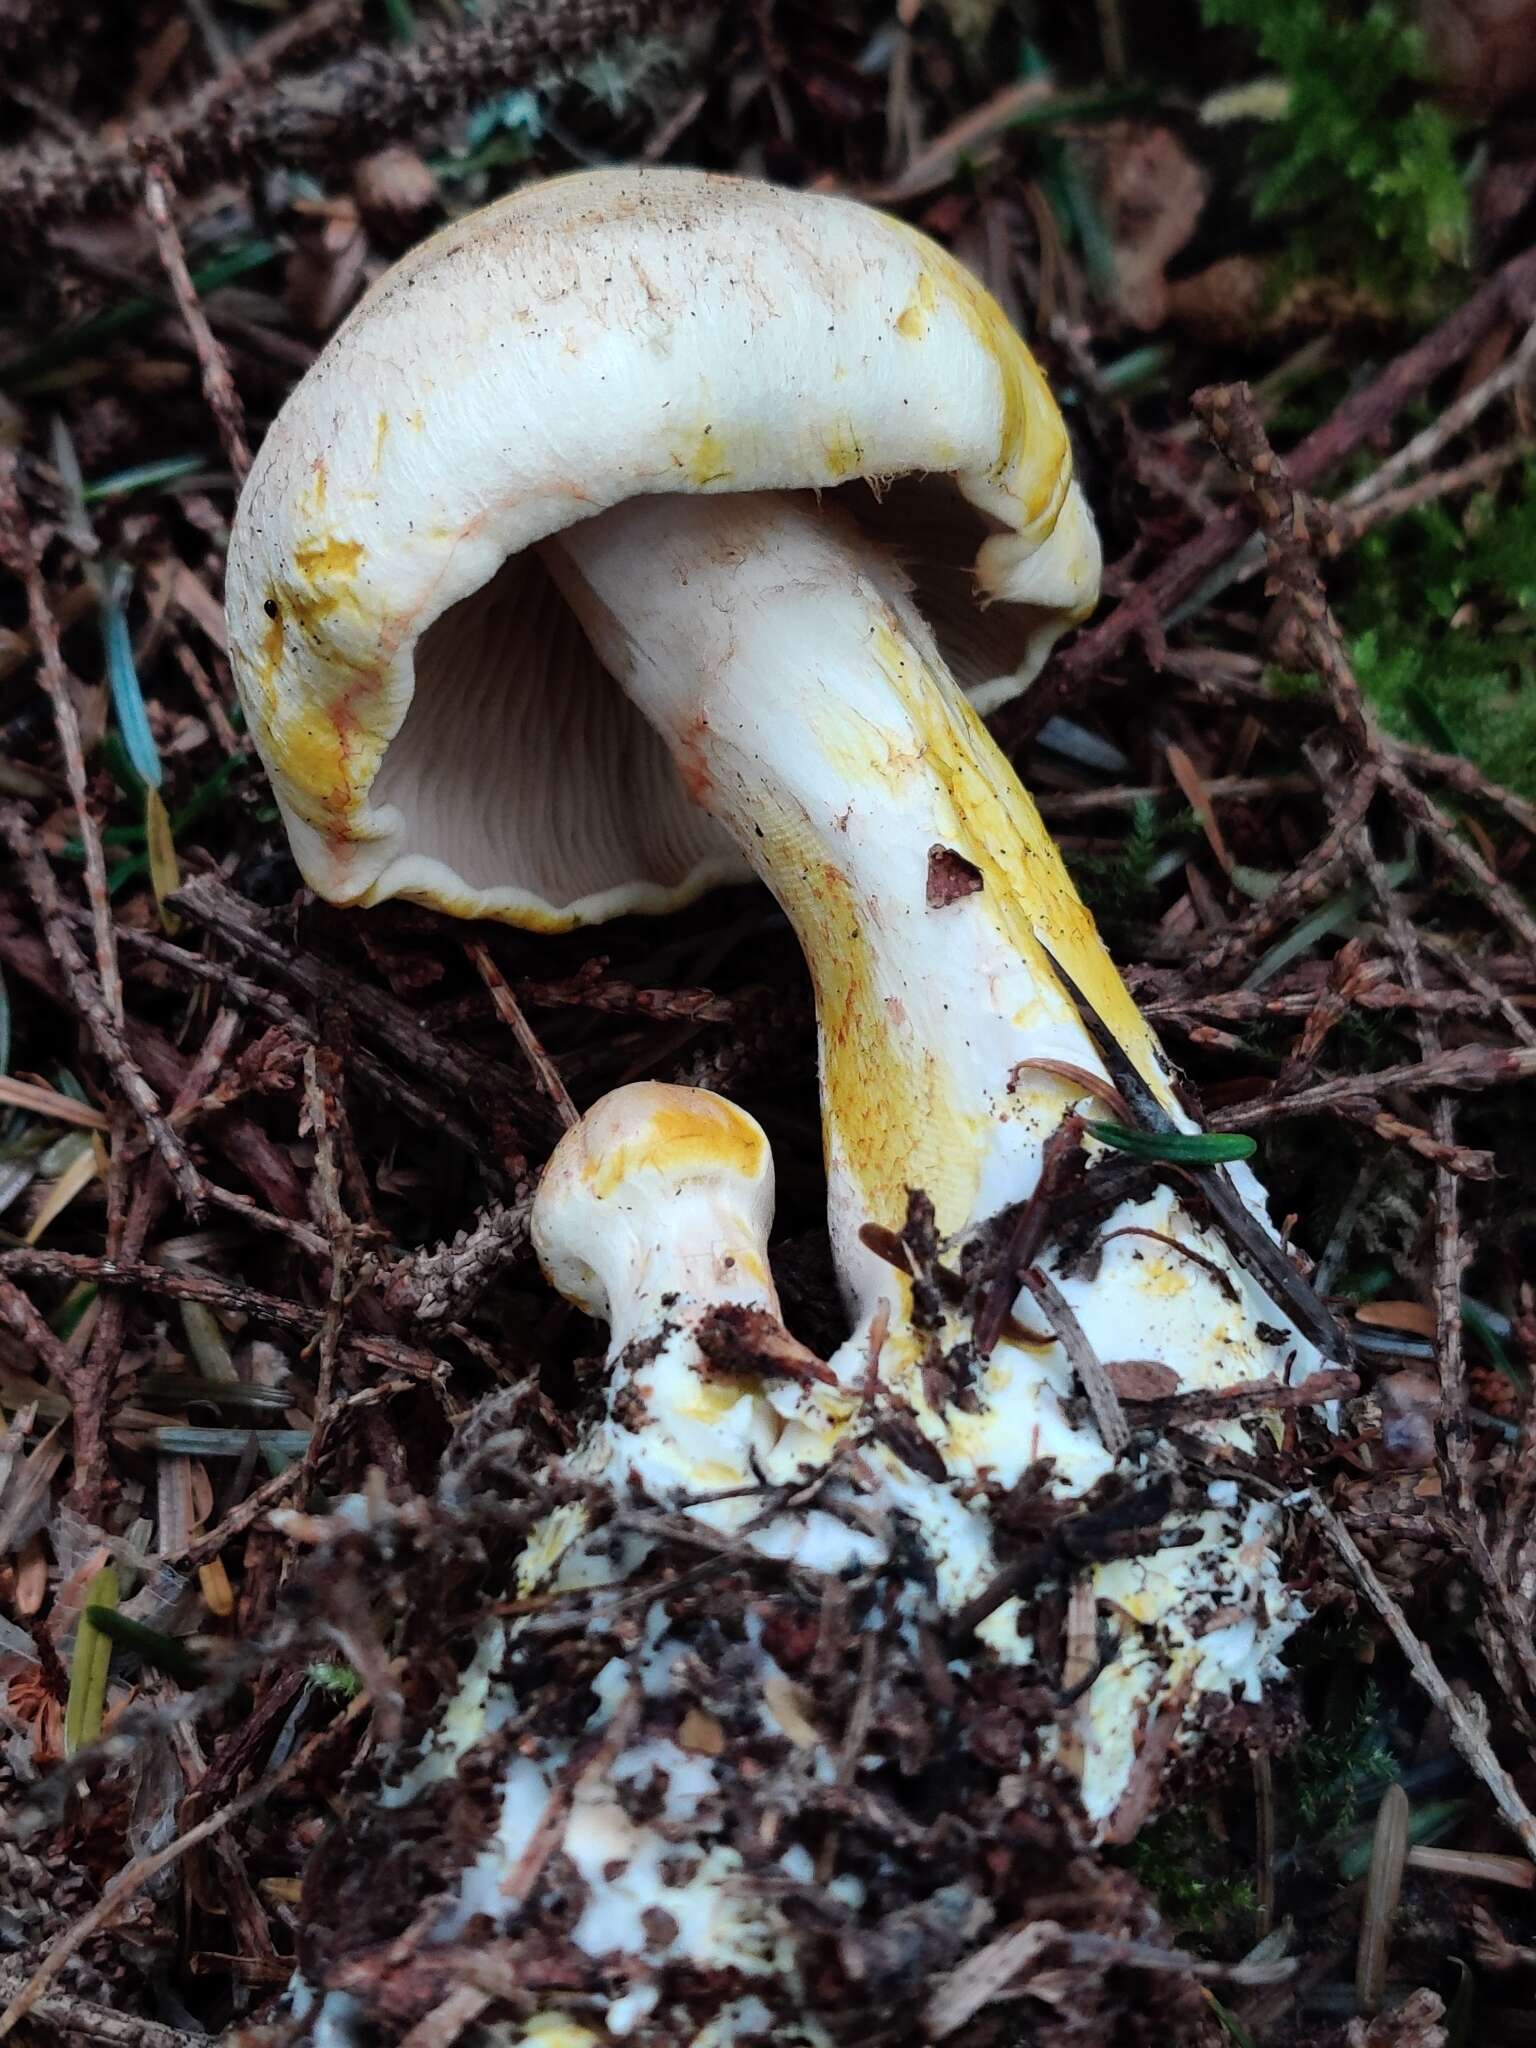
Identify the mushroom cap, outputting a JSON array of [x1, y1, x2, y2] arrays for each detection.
[[227, 166, 1100, 927], [531, 1081, 777, 1336]]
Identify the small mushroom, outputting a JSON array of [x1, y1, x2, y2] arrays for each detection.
[[530, 1080, 798, 1521], [524, 1082, 878, 1583], [338, 1086, 869, 2047], [229, 168, 1336, 1849]]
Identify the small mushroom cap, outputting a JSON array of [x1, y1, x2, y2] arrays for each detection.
[[227, 166, 1099, 927], [532, 1081, 777, 1339]]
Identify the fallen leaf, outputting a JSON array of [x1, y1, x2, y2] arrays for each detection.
[[1082, 124, 1208, 329], [1355, 1301, 1438, 1338]]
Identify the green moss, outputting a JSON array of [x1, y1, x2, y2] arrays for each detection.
[[1198, 0, 1468, 301], [1122, 1802, 1257, 1936], [1070, 797, 1193, 932], [1285, 1673, 1400, 1841], [1343, 466, 1536, 795]]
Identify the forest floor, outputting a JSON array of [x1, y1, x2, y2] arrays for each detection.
[[1, 3, 1536, 2044]]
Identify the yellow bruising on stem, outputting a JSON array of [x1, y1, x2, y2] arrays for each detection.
[[586, 1096, 768, 1199], [752, 609, 1177, 1242], [752, 792, 986, 1237], [869, 614, 1177, 1111]]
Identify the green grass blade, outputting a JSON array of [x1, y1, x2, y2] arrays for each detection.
[[64, 1562, 118, 1755], [99, 566, 161, 791], [1085, 1121, 1258, 1164]]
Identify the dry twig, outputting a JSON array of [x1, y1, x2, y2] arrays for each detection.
[[0, 454, 122, 1025], [1307, 1491, 1536, 1866], [141, 160, 251, 479], [0, 0, 695, 226], [1006, 240, 1536, 747], [0, 808, 202, 1214]]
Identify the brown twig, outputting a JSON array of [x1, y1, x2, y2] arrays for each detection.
[[173, 874, 543, 1152], [0, 0, 695, 227], [924, 1915, 1292, 2038], [1140, 977, 1533, 1028], [468, 942, 579, 1130], [140, 162, 251, 478], [380, 1198, 533, 1324], [0, 1689, 374, 2038], [1220, 1042, 1536, 1125], [84, 906, 504, 1164], [1191, 383, 1372, 751], [302, 1044, 353, 1445], [1306, 1490, 1536, 1866], [168, 1457, 307, 1572], [0, 808, 202, 1214], [71, 1010, 239, 1503], [0, 454, 122, 1025], [1382, 758, 1536, 971], [1328, 441, 1529, 548], [1004, 240, 1536, 748], [1019, 1268, 1129, 1457], [1187, 761, 1379, 990], [1187, 383, 1536, 988], [0, 1968, 206, 2048], [1125, 1366, 1358, 1428], [975, 1118, 1086, 1357], [1391, 740, 1536, 843], [0, 1246, 437, 1378], [1035, 771, 1315, 819], [1351, 828, 1473, 1497], [1336, 319, 1536, 518]]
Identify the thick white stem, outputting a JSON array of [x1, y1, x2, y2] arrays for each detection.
[[546, 490, 1176, 1300]]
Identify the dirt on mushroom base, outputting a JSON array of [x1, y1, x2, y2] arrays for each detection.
[[244, 1398, 1260, 2048]]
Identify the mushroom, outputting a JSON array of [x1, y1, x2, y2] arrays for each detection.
[[297, 1082, 1303, 2045], [228, 167, 1339, 1844], [227, 164, 1098, 939], [522, 1080, 862, 1575], [531, 1078, 784, 1517], [311, 1085, 866, 2047]]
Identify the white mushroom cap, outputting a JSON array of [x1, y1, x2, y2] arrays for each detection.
[[226, 166, 1099, 927], [532, 1079, 776, 1343]]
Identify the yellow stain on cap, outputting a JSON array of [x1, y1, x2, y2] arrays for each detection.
[[680, 424, 732, 486], [894, 268, 938, 340], [254, 530, 390, 821], [821, 421, 864, 480], [890, 224, 1070, 523], [588, 1095, 768, 1198]]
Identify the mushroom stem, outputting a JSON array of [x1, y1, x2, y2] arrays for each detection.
[[545, 489, 1210, 1302]]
